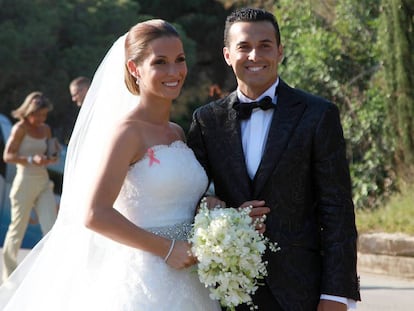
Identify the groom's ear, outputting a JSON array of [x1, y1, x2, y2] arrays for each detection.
[[223, 47, 232, 66], [127, 59, 140, 79]]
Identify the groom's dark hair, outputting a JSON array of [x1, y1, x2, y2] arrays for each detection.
[[223, 7, 281, 47]]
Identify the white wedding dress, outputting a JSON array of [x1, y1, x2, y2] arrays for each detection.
[[0, 141, 221, 311]]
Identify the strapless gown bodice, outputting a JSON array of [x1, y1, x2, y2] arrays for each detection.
[[115, 140, 207, 231]]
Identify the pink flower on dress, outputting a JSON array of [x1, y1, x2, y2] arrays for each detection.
[[147, 148, 160, 166]]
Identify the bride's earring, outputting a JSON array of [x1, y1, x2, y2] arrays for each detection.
[[135, 77, 140, 85]]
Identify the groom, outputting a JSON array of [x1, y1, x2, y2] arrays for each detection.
[[187, 7, 360, 311]]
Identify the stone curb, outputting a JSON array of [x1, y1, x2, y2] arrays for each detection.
[[359, 233, 414, 256], [358, 253, 414, 278], [358, 233, 414, 279]]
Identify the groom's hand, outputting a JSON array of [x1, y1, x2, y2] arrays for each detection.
[[239, 200, 270, 234], [317, 300, 347, 311]]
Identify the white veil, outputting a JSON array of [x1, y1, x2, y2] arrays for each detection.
[[0, 33, 140, 310]]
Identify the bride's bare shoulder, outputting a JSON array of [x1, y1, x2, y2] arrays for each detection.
[[169, 122, 185, 141]]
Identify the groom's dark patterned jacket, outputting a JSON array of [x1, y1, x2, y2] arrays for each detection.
[[187, 79, 361, 310]]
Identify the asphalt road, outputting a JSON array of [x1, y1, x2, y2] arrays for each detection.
[[1, 249, 413, 310], [358, 271, 414, 311]]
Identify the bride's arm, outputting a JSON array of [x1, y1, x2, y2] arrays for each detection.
[[83, 120, 196, 269]]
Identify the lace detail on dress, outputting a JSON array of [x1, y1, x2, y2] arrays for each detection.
[[130, 140, 188, 168]]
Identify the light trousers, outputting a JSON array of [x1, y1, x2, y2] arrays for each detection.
[[2, 171, 57, 281]]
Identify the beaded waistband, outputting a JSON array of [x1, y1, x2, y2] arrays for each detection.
[[145, 221, 193, 241]]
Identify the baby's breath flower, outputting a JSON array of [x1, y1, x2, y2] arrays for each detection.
[[189, 199, 280, 310]]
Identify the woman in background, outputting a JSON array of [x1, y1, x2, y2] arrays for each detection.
[[2, 91, 58, 282]]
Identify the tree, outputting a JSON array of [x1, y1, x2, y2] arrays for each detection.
[[380, 0, 414, 171], [0, 0, 142, 139], [135, 0, 231, 130], [275, 0, 395, 209]]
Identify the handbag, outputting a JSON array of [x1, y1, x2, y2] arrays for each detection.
[[46, 137, 61, 159]]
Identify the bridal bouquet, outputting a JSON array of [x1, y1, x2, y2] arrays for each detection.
[[189, 199, 280, 310]]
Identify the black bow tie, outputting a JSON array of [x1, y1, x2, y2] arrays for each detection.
[[232, 96, 274, 119]]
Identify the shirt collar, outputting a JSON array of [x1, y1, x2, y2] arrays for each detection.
[[237, 78, 279, 104]]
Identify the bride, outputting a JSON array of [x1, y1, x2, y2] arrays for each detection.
[[0, 19, 220, 311]]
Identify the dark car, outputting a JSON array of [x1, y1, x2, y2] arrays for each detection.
[[0, 114, 65, 248]]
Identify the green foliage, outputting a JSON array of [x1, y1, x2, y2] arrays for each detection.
[[58, 1, 139, 75], [343, 83, 396, 209], [0, 0, 411, 212], [136, 0, 231, 131], [0, 0, 142, 135], [0, 0, 229, 137], [379, 0, 414, 166], [356, 182, 414, 234], [275, 0, 395, 209], [0, 0, 61, 112]]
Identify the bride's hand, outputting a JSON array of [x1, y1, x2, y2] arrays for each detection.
[[164, 240, 197, 270]]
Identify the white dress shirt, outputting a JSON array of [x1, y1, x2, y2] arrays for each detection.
[[236, 78, 356, 309], [238, 80, 279, 180]]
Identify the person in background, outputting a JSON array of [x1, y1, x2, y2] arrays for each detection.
[[60, 76, 91, 144], [2, 91, 58, 282], [69, 76, 90, 107], [187, 7, 360, 311]]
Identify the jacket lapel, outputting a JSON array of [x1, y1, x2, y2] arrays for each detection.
[[252, 80, 307, 197], [220, 92, 253, 198]]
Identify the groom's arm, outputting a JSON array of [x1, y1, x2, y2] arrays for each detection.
[[312, 103, 360, 302], [187, 108, 211, 179]]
